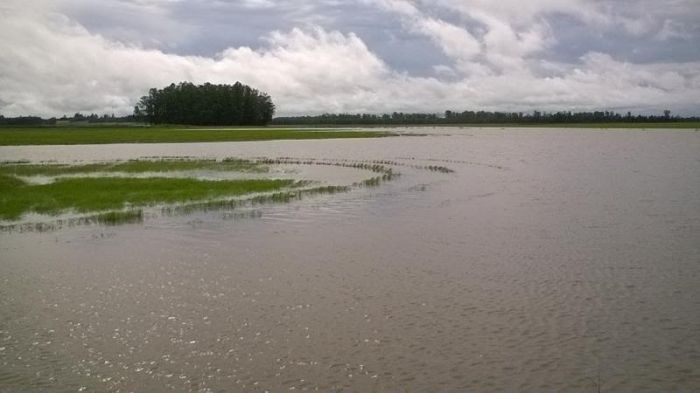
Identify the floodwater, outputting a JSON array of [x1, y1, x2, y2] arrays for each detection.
[[1, 128, 699, 392]]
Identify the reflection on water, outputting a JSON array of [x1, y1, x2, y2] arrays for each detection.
[[1, 128, 699, 392]]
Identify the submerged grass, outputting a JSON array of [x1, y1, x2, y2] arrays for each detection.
[[93, 210, 144, 225], [0, 127, 396, 146], [164, 185, 352, 215], [0, 175, 293, 220], [0, 158, 267, 177], [0, 156, 404, 229]]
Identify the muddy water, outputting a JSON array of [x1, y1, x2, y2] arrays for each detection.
[[1, 128, 699, 392]]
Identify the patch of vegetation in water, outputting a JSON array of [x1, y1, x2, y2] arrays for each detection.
[[262, 157, 452, 175], [0, 175, 294, 220], [0, 210, 145, 232], [360, 177, 382, 187], [0, 156, 406, 230], [0, 158, 267, 177], [0, 126, 397, 146], [164, 184, 351, 215], [93, 210, 144, 226], [258, 157, 397, 175]]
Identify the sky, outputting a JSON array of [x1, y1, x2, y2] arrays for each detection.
[[1, 0, 699, 117]]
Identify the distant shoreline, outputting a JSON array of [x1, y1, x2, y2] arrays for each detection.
[[1, 121, 698, 129], [0, 126, 396, 146], [268, 122, 700, 129], [0, 123, 697, 146]]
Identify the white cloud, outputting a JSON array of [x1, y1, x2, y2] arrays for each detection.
[[416, 18, 481, 62], [368, 0, 420, 17], [0, 0, 698, 117], [371, 0, 481, 61], [371, 0, 550, 75]]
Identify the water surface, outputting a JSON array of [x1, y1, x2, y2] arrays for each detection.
[[1, 128, 699, 392]]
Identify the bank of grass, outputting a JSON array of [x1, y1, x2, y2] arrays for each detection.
[[0, 175, 294, 220], [0, 126, 396, 146], [0, 158, 266, 177]]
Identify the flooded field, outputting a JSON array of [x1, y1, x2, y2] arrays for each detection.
[[1, 128, 699, 392]]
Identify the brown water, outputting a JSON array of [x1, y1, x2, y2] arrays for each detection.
[[1, 128, 699, 392]]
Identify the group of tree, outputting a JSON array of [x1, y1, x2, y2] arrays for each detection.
[[442, 109, 684, 124], [61, 113, 139, 123], [134, 82, 275, 126], [273, 113, 442, 125], [0, 113, 141, 126], [272, 110, 698, 126], [0, 115, 56, 126]]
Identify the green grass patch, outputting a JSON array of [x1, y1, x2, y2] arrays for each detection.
[[0, 158, 266, 177], [0, 126, 396, 146], [0, 175, 294, 220]]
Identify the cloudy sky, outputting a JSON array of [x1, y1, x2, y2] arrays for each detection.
[[1, 0, 699, 117]]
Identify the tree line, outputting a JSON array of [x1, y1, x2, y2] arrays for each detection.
[[0, 116, 56, 126], [3, 105, 698, 127], [272, 110, 698, 125], [0, 113, 140, 126], [134, 82, 275, 125]]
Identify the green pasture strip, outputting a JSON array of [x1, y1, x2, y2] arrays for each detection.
[[0, 175, 294, 220], [0, 158, 266, 177], [0, 127, 396, 146]]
